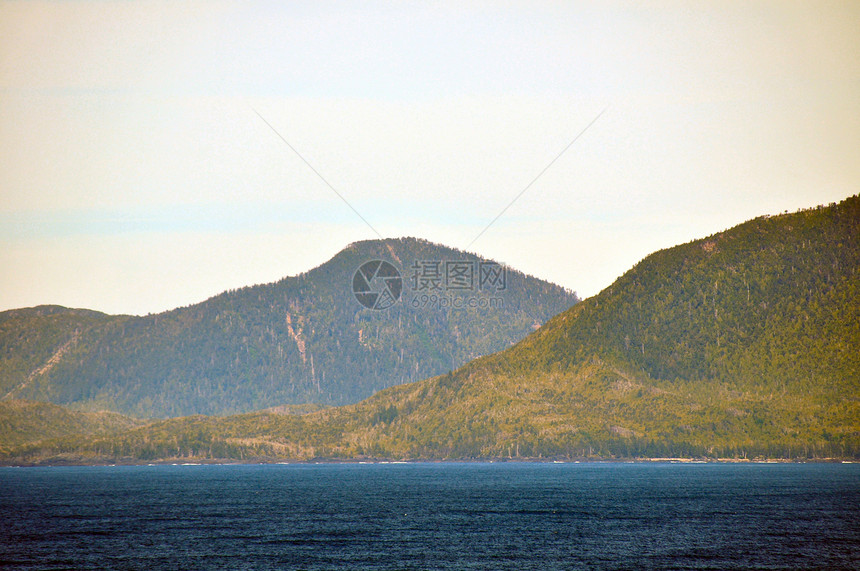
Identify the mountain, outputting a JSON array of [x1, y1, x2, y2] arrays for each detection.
[[337, 195, 859, 460], [2, 196, 857, 465], [0, 306, 111, 395], [0, 238, 578, 417]]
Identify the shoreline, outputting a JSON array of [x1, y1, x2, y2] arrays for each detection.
[[2, 456, 856, 468]]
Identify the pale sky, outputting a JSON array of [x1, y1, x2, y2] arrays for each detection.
[[1, 1, 858, 315]]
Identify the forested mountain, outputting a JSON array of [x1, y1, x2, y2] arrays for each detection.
[[0, 238, 578, 417], [3, 196, 856, 465]]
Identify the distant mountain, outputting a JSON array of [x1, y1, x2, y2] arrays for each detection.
[[0, 306, 111, 402], [0, 238, 578, 417], [4, 196, 857, 465]]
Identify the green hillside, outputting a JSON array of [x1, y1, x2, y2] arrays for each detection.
[[0, 238, 577, 417], [0, 306, 111, 401], [513, 197, 859, 389], [3, 196, 856, 465], [0, 399, 143, 454]]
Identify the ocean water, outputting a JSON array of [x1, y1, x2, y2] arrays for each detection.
[[0, 462, 857, 570]]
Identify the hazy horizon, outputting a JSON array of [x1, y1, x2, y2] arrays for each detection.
[[2, 2, 858, 315]]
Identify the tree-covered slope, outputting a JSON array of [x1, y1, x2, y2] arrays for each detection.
[[509, 196, 859, 391], [0, 306, 112, 400], [4, 197, 856, 464], [0, 399, 143, 454], [0, 238, 578, 417]]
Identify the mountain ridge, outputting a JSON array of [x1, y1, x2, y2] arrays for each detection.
[[3, 195, 857, 464], [0, 237, 578, 417]]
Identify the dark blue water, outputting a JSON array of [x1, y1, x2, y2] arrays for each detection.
[[1, 462, 858, 570]]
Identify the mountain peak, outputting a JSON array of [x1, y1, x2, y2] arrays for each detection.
[[1, 238, 578, 417]]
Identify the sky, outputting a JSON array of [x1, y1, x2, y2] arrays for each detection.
[[1, 1, 858, 316]]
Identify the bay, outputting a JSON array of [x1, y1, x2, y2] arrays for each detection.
[[1, 462, 858, 570]]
